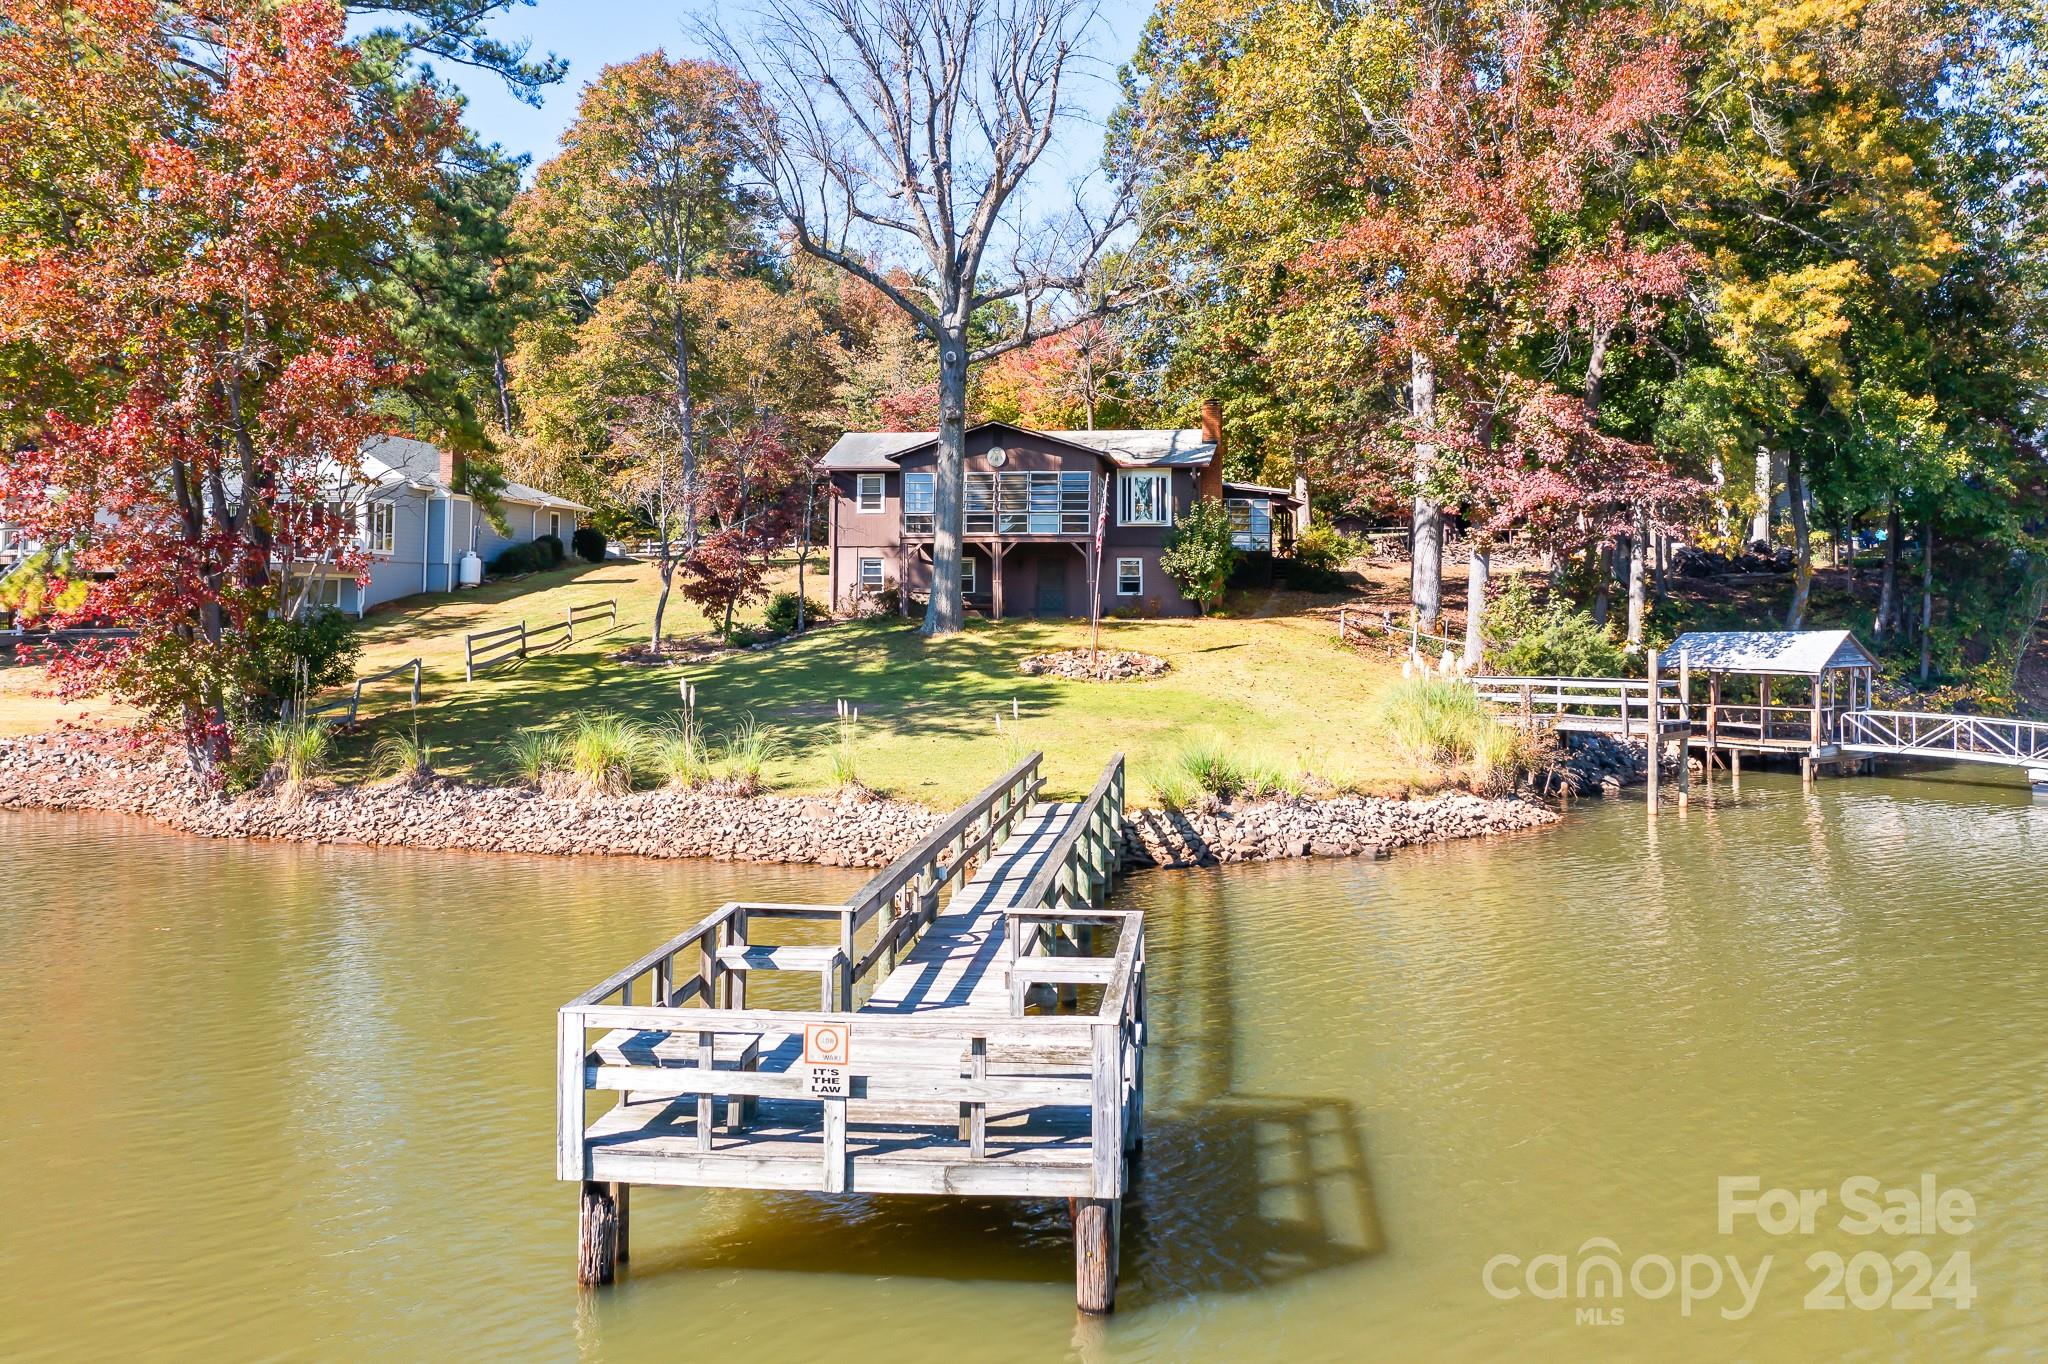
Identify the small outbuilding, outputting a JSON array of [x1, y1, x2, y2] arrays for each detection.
[[1658, 629, 1879, 755]]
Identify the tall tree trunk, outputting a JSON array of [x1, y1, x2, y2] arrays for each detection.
[[795, 474, 813, 634], [923, 325, 969, 635], [493, 348, 514, 433], [1464, 544, 1489, 667], [673, 303, 699, 558], [1583, 325, 1611, 413], [651, 500, 675, 650], [1874, 498, 1901, 639], [1751, 447, 1774, 546], [1410, 351, 1442, 631], [1627, 508, 1649, 645], [1784, 448, 1811, 629], [1919, 519, 1935, 685], [1591, 542, 1613, 626], [1654, 528, 1670, 606]]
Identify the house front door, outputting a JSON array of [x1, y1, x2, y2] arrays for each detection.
[[1035, 575, 1067, 616]]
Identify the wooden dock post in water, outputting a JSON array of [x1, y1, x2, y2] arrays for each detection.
[[577, 1181, 621, 1285], [1646, 648, 1661, 815], [1072, 1197, 1120, 1313]]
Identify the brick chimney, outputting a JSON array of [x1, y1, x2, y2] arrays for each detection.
[[1198, 398, 1226, 501], [437, 444, 466, 491]]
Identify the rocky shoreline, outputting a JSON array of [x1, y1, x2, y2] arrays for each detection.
[[0, 731, 1606, 872]]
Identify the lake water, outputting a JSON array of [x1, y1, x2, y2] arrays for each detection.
[[1, 769, 2043, 1361]]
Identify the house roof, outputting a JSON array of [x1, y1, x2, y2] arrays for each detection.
[[359, 435, 590, 513], [1223, 479, 1304, 506], [499, 479, 592, 514], [820, 422, 1217, 472], [1658, 630, 1877, 675]]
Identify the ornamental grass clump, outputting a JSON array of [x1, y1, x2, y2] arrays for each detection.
[[1167, 735, 1299, 803], [1376, 675, 1538, 791], [372, 724, 435, 787], [709, 716, 783, 797], [254, 717, 330, 803], [564, 711, 646, 796], [828, 705, 879, 800], [651, 717, 713, 788], [503, 727, 565, 787]]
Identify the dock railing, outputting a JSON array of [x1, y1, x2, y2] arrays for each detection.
[[557, 751, 1142, 1198], [1839, 709, 2048, 767], [1472, 675, 1687, 740]]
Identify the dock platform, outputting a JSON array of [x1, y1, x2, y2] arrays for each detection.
[[558, 753, 1143, 1311]]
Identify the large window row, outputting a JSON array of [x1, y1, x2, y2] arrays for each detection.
[[1228, 497, 1272, 552], [902, 470, 1093, 536]]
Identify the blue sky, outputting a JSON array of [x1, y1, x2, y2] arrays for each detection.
[[433, 0, 1152, 180]]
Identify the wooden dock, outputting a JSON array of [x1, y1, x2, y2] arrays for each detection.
[[558, 752, 1144, 1311], [1478, 629, 2048, 801]]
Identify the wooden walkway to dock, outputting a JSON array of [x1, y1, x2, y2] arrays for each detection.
[[559, 753, 1144, 1311]]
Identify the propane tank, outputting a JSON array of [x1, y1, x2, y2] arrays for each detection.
[[458, 550, 483, 588]]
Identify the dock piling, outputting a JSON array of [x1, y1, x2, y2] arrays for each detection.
[[577, 1181, 621, 1286], [1072, 1197, 1120, 1314]]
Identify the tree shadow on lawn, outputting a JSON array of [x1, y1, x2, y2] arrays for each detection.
[[414, 617, 1086, 785], [356, 562, 623, 639]]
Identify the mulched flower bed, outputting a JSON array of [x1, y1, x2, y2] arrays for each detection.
[[1018, 649, 1170, 682]]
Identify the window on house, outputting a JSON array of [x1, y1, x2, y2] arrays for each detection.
[[858, 557, 885, 592], [362, 501, 396, 555], [549, 512, 561, 540], [964, 472, 995, 533], [961, 556, 977, 595], [974, 470, 1093, 534], [856, 474, 885, 513], [1119, 470, 1170, 527], [903, 471, 935, 534], [1227, 497, 1272, 551], [1116, 557, 1143, 596]]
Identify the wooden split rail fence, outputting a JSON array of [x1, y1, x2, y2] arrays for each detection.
[[465, 597, 617, 681], [304, 657, 421, 727], [558, 750, 1145, 1312]]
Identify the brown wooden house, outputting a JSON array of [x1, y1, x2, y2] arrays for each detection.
[[821, 406, 1305, 619]]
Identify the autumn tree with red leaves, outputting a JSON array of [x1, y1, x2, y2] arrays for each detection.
[[1294, 2, 1700, 653], [678, 415, 812, 636], [0, 0, 455, 771]]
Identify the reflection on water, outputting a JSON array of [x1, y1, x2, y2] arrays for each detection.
[[1, 769, 2044, 1361]]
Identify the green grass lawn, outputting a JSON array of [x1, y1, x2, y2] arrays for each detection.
[[344, 568, 1407, 805], [2, 556, 1415, 806]]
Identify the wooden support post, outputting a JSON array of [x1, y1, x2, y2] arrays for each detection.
[[822, 1096, 848, 1194], [1731, 747, 1741, 792], [1707, 672, 1722, 774], [1802, 754, 1814, 786], [577, 1181, 620, 1286], [1677, 650, 1692, 807], [962, 1034, 988, 1156], [612, 1182, 630, 1264], [1645, 648, 1660, 815], [992, 538, 1005, 621], [1072, 1198, 1120, 1314]]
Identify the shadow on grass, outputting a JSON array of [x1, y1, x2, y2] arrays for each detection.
[[399, 617, 1091, 785]]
